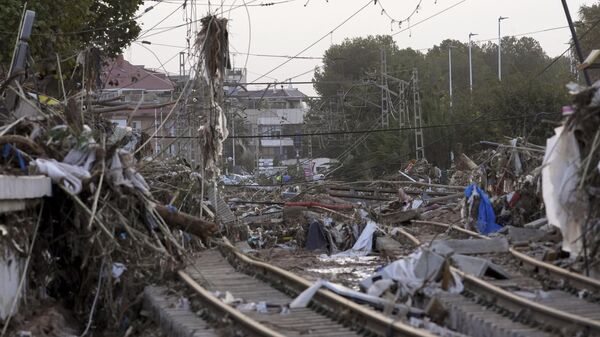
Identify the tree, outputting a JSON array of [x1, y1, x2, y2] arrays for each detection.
[[577, 3, 600, 81], [0, 0, 143, 76], [311, 34, 572, 180]]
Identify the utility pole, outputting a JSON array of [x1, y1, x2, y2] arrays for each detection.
[[498, 16, 508, 81], [231, 108, 236, 167], [560, 0, 591, 86], [6, 9, 35, 111], [448, 45, 455, 108], [468, 32, 478, 92], [380, 48, 390, 128]]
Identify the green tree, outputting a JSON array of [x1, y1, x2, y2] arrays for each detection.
[[0, 0, 143, 75], [577, 2, 600, 82], [311, 34, 572, 180]]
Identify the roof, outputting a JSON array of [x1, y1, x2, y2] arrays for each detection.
[[101, 55, 175, 91], [229, 87, 306, 99]]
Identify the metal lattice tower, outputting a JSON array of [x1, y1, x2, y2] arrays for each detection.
[[412, 68, 425, 160], [398, 81, 410, 128], [380, 48, 390, 128]]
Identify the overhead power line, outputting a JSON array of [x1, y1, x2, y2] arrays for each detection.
[[0, 1, 162, 37], [475, 26, 569, 43], [232, 52, 322, 60], [137, 2, 185, 40], [134, 0, 265, 40], [538, 17, 600, 77], [391, 0, 467, 36], [377, 0, 424, 28], [152, 112, 558, 139], [144, 0, 297, 6], [249, 0, 374, 84]]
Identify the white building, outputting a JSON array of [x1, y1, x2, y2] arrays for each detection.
[[228, 85, 308, 162]]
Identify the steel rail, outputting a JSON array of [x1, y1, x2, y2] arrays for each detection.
[[411, 220, 600, 292], [178, 270, 285, 337], [402, 220, 600, 336], [215, 240, 436, 337]]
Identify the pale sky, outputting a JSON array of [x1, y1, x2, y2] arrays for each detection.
[[126, 0, 596, 95]]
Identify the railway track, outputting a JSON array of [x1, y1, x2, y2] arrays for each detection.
[[393, 220, 600, 337], [146, 222, 600, 337], [411, 220, 600, 296], [176, 240, 437, 337]]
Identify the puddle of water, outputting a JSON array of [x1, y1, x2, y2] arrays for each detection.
[[306, 255, 385, 290]]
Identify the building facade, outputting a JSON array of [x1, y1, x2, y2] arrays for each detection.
[[99, 55, 178, 156], [227, 84, 308, 166]]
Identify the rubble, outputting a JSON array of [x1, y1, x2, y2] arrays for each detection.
[[2, 7, 600, 335], [430, 238, 509, 255], [0, 12, 226, 335]]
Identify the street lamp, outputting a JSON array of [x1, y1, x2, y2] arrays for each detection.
[[448, 45, 456, 108], [468, 32, 478, 92], [498, 16, 509, 81]]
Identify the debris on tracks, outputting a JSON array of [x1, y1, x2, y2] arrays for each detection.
[[0, 13, 224, 334]]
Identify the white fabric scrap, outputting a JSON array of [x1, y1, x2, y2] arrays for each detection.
[[326, 220, 378, 258], [367, 279, 395, 297], [108, 150, 150, 195], [290, 279, 409, 311], [63, 147, 96, 172], [290, 280, 325, 308], [111, 262, 126, 279], [510, 138, 523, 176], [542, 126, 589, 256], [360, 248, 463, 295], [31, 159, 91, 194], [108, 152, 132, 188]]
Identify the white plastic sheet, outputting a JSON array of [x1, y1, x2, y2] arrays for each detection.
[[31, 159, 91, 194], [542, 126, 589, 256], [108, 150, 151, 195], [111, 262, 126, 279], [326, 220, 378, 258], [510, 138, 523, 176], [289, 279, 409, 311], [360, 248, 463, 295]]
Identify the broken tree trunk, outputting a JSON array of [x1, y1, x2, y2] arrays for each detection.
[[155, 204, 219, 240]]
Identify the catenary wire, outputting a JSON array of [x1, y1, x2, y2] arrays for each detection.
[[391, 0, 467, 36], [249, 0, 374, 84], [0, 1, 163, 37], [151, 111, 559, 139]]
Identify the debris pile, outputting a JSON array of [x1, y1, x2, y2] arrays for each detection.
[[0, 12, 228, 334], [541, 82, 600, 275], [141, 157, 209, 217], [0, 91, 221, 332]]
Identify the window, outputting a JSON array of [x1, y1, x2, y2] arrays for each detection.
[[111, 119, 126, 127], [131, 120, 141, 131], [269, 101, 287, 109], [259, 125, 281, 138]]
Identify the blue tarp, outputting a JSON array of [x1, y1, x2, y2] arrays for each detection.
[[464, 184, 502, 235]]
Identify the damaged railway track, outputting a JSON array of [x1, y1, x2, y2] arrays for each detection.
[[393, 220, 600, 337], [411, 220, 600, 295], [175, 240, 436, 337]]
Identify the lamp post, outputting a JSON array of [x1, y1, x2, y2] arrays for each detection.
[[469, 32, 478, 92], [498, 16, 508, 81], [448, 45, 456, 108]]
